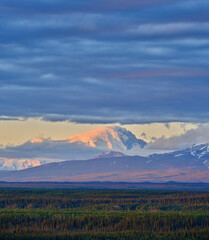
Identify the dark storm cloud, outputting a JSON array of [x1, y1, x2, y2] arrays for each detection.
[[0, 0, 209, 124]]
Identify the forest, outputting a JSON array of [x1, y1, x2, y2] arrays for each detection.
[[0, 189, 208, 239]]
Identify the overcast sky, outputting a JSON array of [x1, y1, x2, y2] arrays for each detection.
[[1, 0, 209, 162], [0, 0, 209, 125]]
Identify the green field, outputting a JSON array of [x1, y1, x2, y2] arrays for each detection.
[[0, 189, 208, 239]]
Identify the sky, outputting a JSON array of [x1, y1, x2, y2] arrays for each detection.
[[0, 0, 209, 149]]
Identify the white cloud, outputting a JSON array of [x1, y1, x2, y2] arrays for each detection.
[[40, 73, 56, 79], [129, 22, 209, 35], [147, 124, 209, 151]]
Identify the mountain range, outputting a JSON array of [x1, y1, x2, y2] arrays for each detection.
[[0, 126, 208, 182], [0, 144, 208, 182], [0, 126, 146, 170]]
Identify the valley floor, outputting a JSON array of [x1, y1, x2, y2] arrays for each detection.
[[0, 189, 208, 239]]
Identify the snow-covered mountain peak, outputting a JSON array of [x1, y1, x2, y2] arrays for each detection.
[[30, 137, 45, 143], [62, 126, 147, 151], [190, 143, 209, 158]]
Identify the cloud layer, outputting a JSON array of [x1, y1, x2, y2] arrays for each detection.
[[0, 0, 209, 123], [147, 124, 209, 151]]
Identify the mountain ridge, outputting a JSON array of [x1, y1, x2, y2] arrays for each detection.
[[0, 143, 208, 182], [1, 127, 209, 172]]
